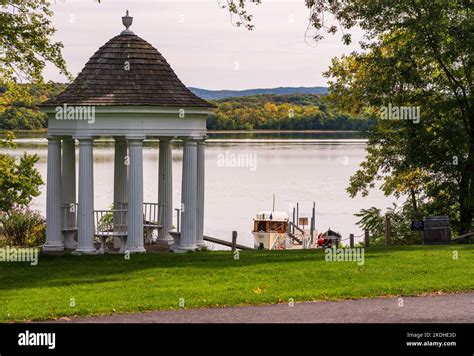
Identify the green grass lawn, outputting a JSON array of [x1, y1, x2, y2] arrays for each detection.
[[0, 245, 473, 322]]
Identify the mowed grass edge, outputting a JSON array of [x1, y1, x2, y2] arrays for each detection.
[[0, 245, 472, 322]]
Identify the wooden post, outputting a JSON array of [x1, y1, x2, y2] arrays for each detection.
[[231, 231, 238, 251], [349, 233, 354, 248], [292, 207, 296, 234], [385, 214, 392, 245], [364, 229, 370, 247], [296, 203, 299, 228]]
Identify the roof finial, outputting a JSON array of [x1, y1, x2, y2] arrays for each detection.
[[121, 10, 134, 35]]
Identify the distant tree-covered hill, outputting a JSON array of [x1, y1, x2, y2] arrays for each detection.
[[189, 86, 328, 100], [0, 84, 372, 132], [208, 94, 374, 131], [0, 83, 67, 130]]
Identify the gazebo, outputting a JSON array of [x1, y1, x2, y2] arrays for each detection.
[[40, 11, 214, 254]]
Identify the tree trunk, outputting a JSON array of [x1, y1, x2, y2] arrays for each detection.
[[459, 108, 474, 235], [410, 188, 418, 212]]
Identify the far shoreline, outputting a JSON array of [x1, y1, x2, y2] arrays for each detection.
[[6, 129, 362, 137], [207, 130, 361, 134]]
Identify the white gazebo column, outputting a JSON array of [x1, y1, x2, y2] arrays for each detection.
[[76, 137, 96, 254], [157, 137, 174, 247], [113, 137, 128, 248], [126, 137, 146, 253], [44, 136, 64, 252], [176, 138, 198, 253], [61, 137, 77, 249], [196, 139, 206, 248]]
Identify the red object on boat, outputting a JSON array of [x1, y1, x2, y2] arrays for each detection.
[[317, 235, 325, 246]]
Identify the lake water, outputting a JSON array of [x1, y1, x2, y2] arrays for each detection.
[[8, 132, 397, 249]]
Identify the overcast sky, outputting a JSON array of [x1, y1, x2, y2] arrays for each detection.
[[44, 0, 365, 90]]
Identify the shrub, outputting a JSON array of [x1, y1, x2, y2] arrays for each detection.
[[355, 203, 423, 245], [0, 131, 43, 215], [0, 207, 46, 247]]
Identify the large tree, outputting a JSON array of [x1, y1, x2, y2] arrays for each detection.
[[225, 0, 473, 233], [0, 0, 69, 103]]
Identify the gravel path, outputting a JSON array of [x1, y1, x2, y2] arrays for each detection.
[[53, 291, 474, 323]]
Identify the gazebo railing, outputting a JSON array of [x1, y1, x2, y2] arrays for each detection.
[[143, 202, 163, 228], [84, 202, 165, 251], [109, 202, 163, 228], [94, 209, 128, 254], [143, 202, 163, 244]]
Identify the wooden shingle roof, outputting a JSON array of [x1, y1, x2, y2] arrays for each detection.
[[43, 33, 214, 108]]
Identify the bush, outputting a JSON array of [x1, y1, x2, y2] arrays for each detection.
[[0, 207, 46, 247], [355, 203, 423, 245], [0, 131, 43, 215]]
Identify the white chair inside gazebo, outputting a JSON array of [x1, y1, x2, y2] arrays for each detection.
[[93, 202, 164, 254], [94, 208, 128, 254]]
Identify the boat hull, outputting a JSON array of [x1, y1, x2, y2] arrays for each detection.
[[253, 232, 286, 250]]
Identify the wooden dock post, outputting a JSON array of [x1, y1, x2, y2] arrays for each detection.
[[296, 203, 299, 229], [364, 229, 370, 247], [292, 207, 296, 234], [231, 231, 238, 251], [385, 214, 392, 245], [311, 202, 316, 245], [349, 233, 354, 248]]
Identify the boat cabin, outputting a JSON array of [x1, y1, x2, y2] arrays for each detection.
[[253, 211, 289, 234]]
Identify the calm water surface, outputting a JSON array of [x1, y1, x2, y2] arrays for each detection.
[[8, 133, 397, 249]]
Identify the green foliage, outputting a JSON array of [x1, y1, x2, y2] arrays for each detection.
[[0, 83, 67, 130], [98, 211, 113, 232], [219, 0, 262, 30], [207, 94, 373, 130], [355, 207, 384, 242], [0, 1, 70, 97], [0, 106, 46, 130], [0, 207, 46, 247], [355, 204, 423, 246], [0, 1, 70, 131], [0, 131, 43, 216]]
